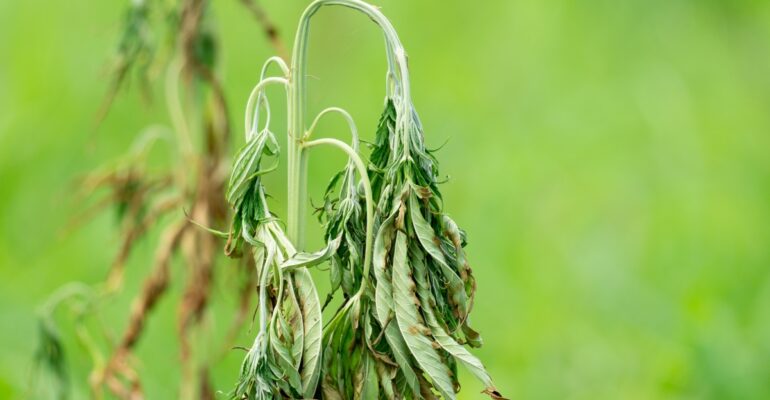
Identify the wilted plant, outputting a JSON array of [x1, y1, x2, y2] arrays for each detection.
[[223, 0, 505, 398]]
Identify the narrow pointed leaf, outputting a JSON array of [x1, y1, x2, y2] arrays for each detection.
[[373, 213, 396, 326], [295, 269, 322, 397], [409, 194, 467, 315], [281, 235, 342, 271], [412, 245, 498, 394], [392, 231, 455, 399]]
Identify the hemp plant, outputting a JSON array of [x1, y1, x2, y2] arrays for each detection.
[[223, 0, 505, 398]]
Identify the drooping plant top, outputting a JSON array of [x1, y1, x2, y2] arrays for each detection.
[[223, 1, 505, 399]]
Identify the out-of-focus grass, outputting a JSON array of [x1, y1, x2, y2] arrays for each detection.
[[1, 0, 770, 399]]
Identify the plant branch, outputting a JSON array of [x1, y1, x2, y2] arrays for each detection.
[[302, 137, 373, 295], [238, 0, 290, 61]]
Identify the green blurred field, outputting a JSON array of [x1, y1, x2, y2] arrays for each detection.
[[2, 0, 770, 398]]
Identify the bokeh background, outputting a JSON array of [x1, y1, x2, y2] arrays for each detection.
[[2, 0, 770, 398]]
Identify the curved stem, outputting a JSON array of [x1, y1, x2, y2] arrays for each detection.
[[287, 0, 412, 251], [302, 138, 373, 296], [244, 77, 288, 140], [261, 55, 290, 77], [304, 107, 359, 151], [305, 107, 360, 199], [246, 57, 291, 140]]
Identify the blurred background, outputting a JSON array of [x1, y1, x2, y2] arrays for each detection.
[[2, 0, 770, 398]]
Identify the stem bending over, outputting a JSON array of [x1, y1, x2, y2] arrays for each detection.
[[223, 1, 504, 398]]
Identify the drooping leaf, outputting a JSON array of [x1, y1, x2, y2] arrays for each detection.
[[383, 322, 421, 398], [269, 322, 303, 394], [373, 213, 396, 326], [391, 231, 456, 399], [376, 360, 397, 400], [280, 235, 342, 271], [286, 279, 305, 369], [357, 351, 380, 400], [227, 132, 269, 204], [295, 268, 323, 397], [409, 193, 467, 317], [369, 100, 397, 199], [411, 243, 501, 396]]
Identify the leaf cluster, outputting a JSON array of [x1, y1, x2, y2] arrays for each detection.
[[225, 98, 504, 399], [313, 99, 505, 399], [225, 126, 324, 399]]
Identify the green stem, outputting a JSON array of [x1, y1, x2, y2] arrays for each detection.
[[287, 0, 412, 250], [304, 107, 359, 150], [302, 138, 374, 295], [244, 77, 288, 138]]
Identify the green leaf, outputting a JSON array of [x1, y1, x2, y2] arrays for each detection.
[[441, 215, 471, 282], [227, 133, 267, 204], [383, 322, 421, 398], [373, 213, 396, 326], [373, 211, 423, 396], [280, 235, 342, 271], [392, 231, 456, 399], [370, 100, 397, 199], [295, 268, 323, 398], [376, 361, 396, 400], [411, 245, 498, 394], [357, 352, 379, 400], [230, 345, 277, 400], [409, 193, 467, 317], [286, 279, 305, 369], [330, 255, 342, 294], [269, 323, 302, 394]]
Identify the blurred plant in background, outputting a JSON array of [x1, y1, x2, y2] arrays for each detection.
[[33, 0, 286, 398]]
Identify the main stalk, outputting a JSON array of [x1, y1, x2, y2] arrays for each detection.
[[286, 0, 411, 249]]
